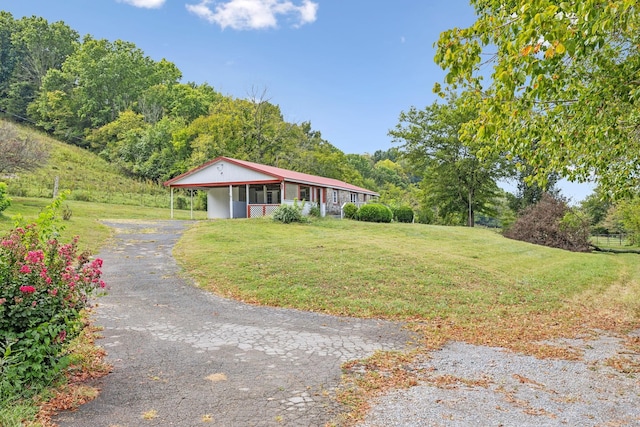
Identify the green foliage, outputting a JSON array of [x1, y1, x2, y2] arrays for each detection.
[[0, 14, 78, 119], [175, 196, 187, 210], [580, 188, 614, 234], [435, 0, 640, 198], [390, 94, 509, 227], [30, 37, 181, 143], [343, 203, 358, 219], [308, 203, 321, 218], [507, 163, 560, 214], [357, 204, 393, 223], [612, 198, 640, 245], [272, 202, 307, 224], [0, 195, 105, 400], [0, 182, 10, 214], [393, 205, 414, 223]]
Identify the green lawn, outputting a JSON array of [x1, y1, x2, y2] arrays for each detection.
[[0, 197, 206, 253], [175, 217, 640, 349]]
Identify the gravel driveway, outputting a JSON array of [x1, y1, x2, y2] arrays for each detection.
[[53, 220, 412, 427], [359, 336, 640, 426]]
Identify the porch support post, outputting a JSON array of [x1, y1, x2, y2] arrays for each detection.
[[246, 184, 250, 218], [190, 189, 194, 220], [280, 181, 285, 203], [229, 185, 233, 219], [263, 185, 267, 204], [170, 186, 174, 219]]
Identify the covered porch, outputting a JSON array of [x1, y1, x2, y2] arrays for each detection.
[[169, 181, 326, 219]]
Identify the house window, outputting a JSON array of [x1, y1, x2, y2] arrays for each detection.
[[332, 190, 338, 204], [285, 183, 298, 200], [350, 193, 359, 203], [299, 185, 310, 201], [267, 192, 273, 204]]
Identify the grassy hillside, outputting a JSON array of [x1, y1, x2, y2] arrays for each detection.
[[176, 218, 640, 354], [3, 120, 174, 208]]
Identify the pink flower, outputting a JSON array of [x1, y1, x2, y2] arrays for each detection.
[[20, 265, 32, 274], [25, 250, 45, 264], [20, 285, 36, 293], [0, 298, 6, 305], [49, 288, 58, 296], [99, 280, 106, 289], [57, 330, 67, 343], [90, 258, 103, 269]]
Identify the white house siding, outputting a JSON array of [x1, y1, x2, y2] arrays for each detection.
[[207, 187, 231, 219], [176, 160, 274, 185]]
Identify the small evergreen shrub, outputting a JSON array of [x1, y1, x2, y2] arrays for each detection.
[[393, 206, 414, 223], [343, 203, 358, 219], [272, 203, 306, 224], [357, 204, 393, 223]]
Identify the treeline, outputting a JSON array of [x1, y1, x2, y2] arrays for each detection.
[[5, 12, 629, 238], [0, 12, 413, 199]]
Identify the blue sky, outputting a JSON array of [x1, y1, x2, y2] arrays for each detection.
[[1, 0, 594, 201]]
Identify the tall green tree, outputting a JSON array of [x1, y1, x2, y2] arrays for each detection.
[[434, 0, 640, 197], [29, 36, 181, 144], [0, 12, 18, 109], [389, 95, 510, 226], [0, 14, 78, 119], [507, 162, 560, 213]]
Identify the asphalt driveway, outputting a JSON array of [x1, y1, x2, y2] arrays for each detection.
[[54, 220, 412, 427]]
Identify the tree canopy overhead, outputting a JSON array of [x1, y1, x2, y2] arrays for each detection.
[[434, 0, 640, 198]]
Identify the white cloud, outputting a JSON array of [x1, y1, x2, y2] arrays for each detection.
[[186, 0, 319, 30], [118, 0, 166, 8]]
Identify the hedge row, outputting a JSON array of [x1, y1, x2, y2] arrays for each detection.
[[343, 203, 414, 223]]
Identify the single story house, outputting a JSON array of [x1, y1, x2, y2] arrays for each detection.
[[163, 156, 379, 219]]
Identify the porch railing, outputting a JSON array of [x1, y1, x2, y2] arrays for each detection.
[[248, 204, 280, 218]]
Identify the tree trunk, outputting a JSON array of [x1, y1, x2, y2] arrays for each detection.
[[468, 189, 474, 227]]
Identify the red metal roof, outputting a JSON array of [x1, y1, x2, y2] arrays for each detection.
[[164, 156, 379, 196]]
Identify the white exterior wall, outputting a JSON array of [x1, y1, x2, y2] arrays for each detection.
[[281, 199, 313, 215], [177, 160, 274, 185], [208, 187, 230, 219]]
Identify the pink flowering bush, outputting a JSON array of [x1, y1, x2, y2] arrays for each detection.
[[0, 194, 106, 399]]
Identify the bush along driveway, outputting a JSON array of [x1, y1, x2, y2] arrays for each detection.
[[53, 220, 412, 427]]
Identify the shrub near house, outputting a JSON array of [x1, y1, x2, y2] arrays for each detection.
[[0, 195, 105, 400], [358, 204, 393, 223]]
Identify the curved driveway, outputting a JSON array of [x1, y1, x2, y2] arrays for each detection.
[[54, 220, 412, 427]]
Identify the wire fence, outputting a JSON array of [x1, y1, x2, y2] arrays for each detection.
[[591, 234, 631, 247]]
